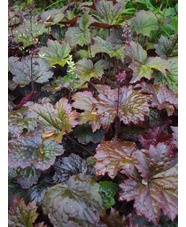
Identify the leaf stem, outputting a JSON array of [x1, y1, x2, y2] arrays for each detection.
[[155, 110, 161, 127], [157, 0, 170, 36], [65, 134, 94, 156], [115, 83, 120, 138]]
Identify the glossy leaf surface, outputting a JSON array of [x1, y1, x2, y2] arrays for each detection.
[[31, 97, 79, 141], [72, 91, 101, 132], [53, 154, 88, 183], [9, 131, 64, 170], [94, 140, 137, 179], [119, 143, 178, 225], [99, 181, 118, 209], [42, 174, 104, 227]]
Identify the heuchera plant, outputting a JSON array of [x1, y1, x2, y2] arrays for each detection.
[[8, 0, 178, 226]]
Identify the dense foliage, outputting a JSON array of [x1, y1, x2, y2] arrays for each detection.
[[8, 0, 178, 226]]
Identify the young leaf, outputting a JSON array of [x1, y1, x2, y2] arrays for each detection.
[[8, 197, 38, 227], [42, 174, 105, 226], [89, 0, 126, 27], [119, 143, 178, 225], [96, 85, 151, 130], [131, 10, 158, 36], [31, 97, 79, 141], [124, 42, 169, 83], [65, 12, 94, 47], [10, 56, 53, 87], [74, 58, 109, 85], [94, 140, 137, 179], [140, 82, 178, 116], [73, 123, 105, 145], [9, 131, 64, 170], [39, 39, 71, 67], [72, 91, 101, 132], [99, 181, 118, 209], [12, 19, 47, 47], [154, 35, 178, 59], [91, 36, 124, 58], [53, 153, 88, 183]]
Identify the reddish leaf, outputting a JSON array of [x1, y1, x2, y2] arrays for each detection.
[[60, 15, 78, 25], [14, 91, 34, 110], [9, 131, 64, 170], [90, 22, 120, 29], [119, 143, 178, 225], [140, 82, 178, 116], [96, 85, 151, 131], [139, 127, 172, 149], [9, 197, 38, 226], [94, 140, 137, 179], [72, 91, 101, 132]]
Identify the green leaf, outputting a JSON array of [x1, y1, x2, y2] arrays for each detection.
[[96, 85, 151, 130], [31, 97, 79, 141], [72, 91, 101, 132], [42, 174, 105, 227], [39, 39, 71, 67], [40, 9, 64, 25], [8, 57, 19, 72], [9, 131, 64, 170], [9, 165, 41, 189], [90, 0, 126, 26], [73, 122, 105, 145], [65, 12, 94, 47], [12, 20, 47, 47], [153, 57, 178, 93], [119, 143, 178, 225], [53, 154, 88, 183], [50, 25, 66, 40], [94, 140, 137, 179], [154, 35, 178, 59], [99, 181, 118, 209], [91, 36, 124, 58], [10, 56, 53, 87], [8, 107, 38, 137], [8, 197, 38, 227], [131, 10, 158, 36], [171, 17, 178, 34], [124, 42, 169, 83], [74, 58, 109, 85]]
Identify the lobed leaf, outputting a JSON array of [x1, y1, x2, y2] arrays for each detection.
[[154, 35, 178, 59], [96, 85, 151, 130], [9, 131, 64, 170], [31, 97, 79, 141], [39, 39, 71, 67], [40, 9, 64, 26], [94, 140, 137, 179], [140, 82, 178, 116], [119, 143, 178, 225], [10, 56, 53, 87], [99, 181, 118, 209], [124, 42, 169, 83], [74, 58, 109, 85], [72, 91, 101, 132], [53, 154, 88, 183], [42, 174, 104, 227], [91, 36, 124, 58], [65, 12, 94, 47], [131, 10, 158, 36], [73, 123, 105, 145], [8, 197, 38, 227]]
